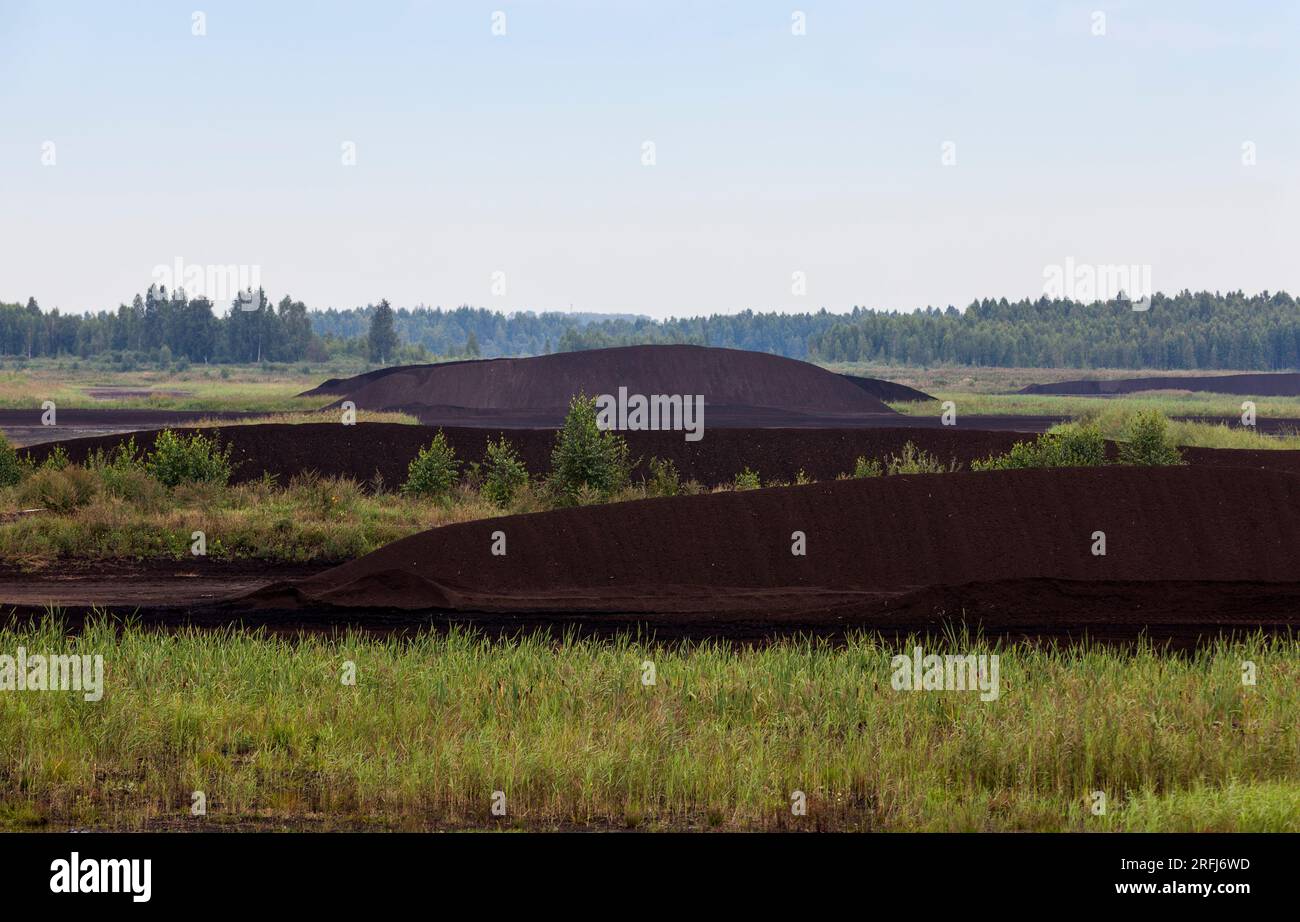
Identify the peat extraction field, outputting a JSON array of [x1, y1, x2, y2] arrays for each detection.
[[1, 345, 1297, 843]]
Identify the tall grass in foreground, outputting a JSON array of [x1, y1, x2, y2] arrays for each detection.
[[0, 619, 1295, 832]]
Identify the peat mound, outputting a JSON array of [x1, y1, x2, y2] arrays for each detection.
[[839, 374, 933, 402], [243, 465, 1300, 618], [1021, 372, 1300, 397], [300, 345, 898, 422], [21, 423, 1300, 489], [19, 424, 1018, 488]]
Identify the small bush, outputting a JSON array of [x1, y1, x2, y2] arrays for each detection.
[[83, 437, 165, 506], [1119, 411, 1184, 466], [885, 441, 960, 475], [0, 434, 21, 488], [86, 436, 142, 473], [102, 467, 167, 509], [402, 430, 461, 500], [794, 469, 813, 486], [86, 436, 148, 496], [482, 437, 529, 507], [972, 424, 1108, 471], [549, 394, 631, 503], [852, 456, 883, 478], [734, 467, 761, 491], [19, 466, 100, 513], [288, 471, 362, 520], [145, 430, 234, 487], [40, 445, 70, 471], [646, 457, 681, 497]]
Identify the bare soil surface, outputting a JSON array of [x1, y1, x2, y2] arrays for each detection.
[[97, 465, 1292, 645], [248, 466, 1300, 610], [839, 374, 933, 402], [5, 463, 1297, 645], [0, 559, 332, 608], [15, 423, 1030, 487], [83, 388, 194, 400], [303, 344, 900, 421], [0, 409, 262, 447], [20, 422, 1300, 489]]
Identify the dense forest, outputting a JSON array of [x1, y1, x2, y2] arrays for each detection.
[[309, 305, 838, 357], [1, 289, 1296, 370], [0, 288, 427, 367], [809, 291, 1300, 370]]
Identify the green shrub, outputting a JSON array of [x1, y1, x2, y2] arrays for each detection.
[[287, 471, 363, 520], [1119, 411, 1185, 466], [482, 437, 529, 507], [402, 430, 461, 499], [734, 467, 761, 491], [19, 466, 100, 513], [86, 436, 142, 473], [0, 434, 21, 488], [549, 394, 631, 502], [85, 436, 167, 505], [885, 441, 960, 475], [104, 467, 167, 508], [972, 424, 1108, 471], [646, 457, 681, 497], [794, 469, 813, 486], [145, 430, 234, 487], [852, 456, 883, 478], [40, 445, 70, 471]]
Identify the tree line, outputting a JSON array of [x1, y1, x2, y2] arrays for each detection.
[[2, 289, 1296, 370], [0, 288, 313, 364], [807, 291, 1299, 370]]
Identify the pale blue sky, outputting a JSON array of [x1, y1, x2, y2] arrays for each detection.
[[1, 0, 1296, 317]]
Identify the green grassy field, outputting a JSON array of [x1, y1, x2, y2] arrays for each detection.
[[0, 472, 457, 566], [0, 360, 360, 412], [1, 619, 1294, 832], [892, 391, 1300, 422], [826, 361, 1300, 396], [889, 399, 1300, 450]]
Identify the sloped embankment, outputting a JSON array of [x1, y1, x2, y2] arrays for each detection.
[[244, 466, 1300, 625]]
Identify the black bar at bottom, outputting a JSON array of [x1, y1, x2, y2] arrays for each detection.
[[0, 832, 1285, 908]]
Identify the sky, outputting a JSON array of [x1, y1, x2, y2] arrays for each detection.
[[1, 0, 1296, 318]]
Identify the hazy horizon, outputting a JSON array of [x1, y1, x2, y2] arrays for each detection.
[[3, 0, 1296, 317]]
